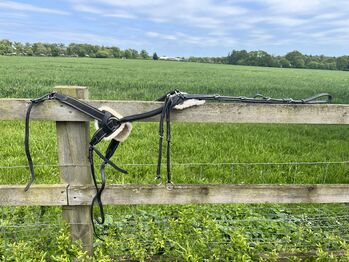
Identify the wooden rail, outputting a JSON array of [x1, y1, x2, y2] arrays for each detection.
[[1, 98, 349, 124], [1, 86, 348, 257], [1, 184, 349, 206]]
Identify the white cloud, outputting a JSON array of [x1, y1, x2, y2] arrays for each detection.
[[72, 4, 100, 14], [73, 3, 135, 18], [0, 1, 70, 15], [37, 29, 148, 47], [70, 0, 246, 28], [263, 0, 324, 14], [0, 11, 27, 18], [146, 31, 236, 47], [3, 0, 349, 55], [98, 0, 165, 8], [66, 0, 349, 53], [104, 12, 135, 19], [146, 32, 160, 38], [146, 32, 177, 41]]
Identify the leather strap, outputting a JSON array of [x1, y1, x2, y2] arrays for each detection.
[[24, 92, 126, 239]]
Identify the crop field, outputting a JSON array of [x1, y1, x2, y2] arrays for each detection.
[[1, 56, 349, 260]]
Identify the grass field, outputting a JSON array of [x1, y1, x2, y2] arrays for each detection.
[[1, 56, 349, 260], [1, 56, 349, 103]]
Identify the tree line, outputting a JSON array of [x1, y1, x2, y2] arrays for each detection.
[[189, 50, 349, 71], [0, 39, 150, 59], [1, 39, 348, 71]]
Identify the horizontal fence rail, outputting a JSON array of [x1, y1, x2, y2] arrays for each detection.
[[1, 98, 349, 124], [2, 184, 349, 206], [1, 86, 348, 257]]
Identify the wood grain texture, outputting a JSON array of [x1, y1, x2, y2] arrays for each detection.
[[0, 184, 67, 206], [1, 99, 349, 124], [67, 184, 349, 205], [54, 86, 93, 256], [1, 184, 349, 206]]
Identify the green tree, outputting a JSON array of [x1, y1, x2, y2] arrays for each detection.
[[67, 43, 89, 57], [50, 44, 61, 57], [14, 42, 24, 55], [293, 57, 305, 68], [256, 50, 273, 67], [129, 49, 139, 59], [228, 50, 248, 64], [24, 43, 33, 56], [140, 49, 149, 59], [270, 57, 280, 67], [58, 43, 66, 56], [110, 47, 121, 58], [0, 39, 13, 55], [245, 51, 259, 66], [307, 61, 319, 69], [124, 49, 132, 59], [96, 50, 110, 58], [285, 50, 305, 68], [152, 52, 159, 60], [32, 42, 48, 56], [336, 56, 349, 70], [279, 58, 291, 68], [325, 62, 337, 70]]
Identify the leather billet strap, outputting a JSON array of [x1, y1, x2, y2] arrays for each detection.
[[178, 92, 333, 104], [25, 92, 57, 191]]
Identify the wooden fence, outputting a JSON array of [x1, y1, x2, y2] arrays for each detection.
[[0, 86, 349, 256]]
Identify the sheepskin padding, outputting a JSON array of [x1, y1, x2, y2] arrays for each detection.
[[94, 106, 132, 142], [174, 99, 205, 110]]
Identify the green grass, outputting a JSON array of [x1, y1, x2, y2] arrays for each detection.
[[1, 56, 349, 103], [1, 56, 349, 260], [1, 122, 348, 186]]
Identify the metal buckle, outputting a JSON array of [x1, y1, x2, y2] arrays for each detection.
[[166, 181, 174, 190]]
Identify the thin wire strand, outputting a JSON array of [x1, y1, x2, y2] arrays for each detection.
[[121, 160, 349, 166], [0, 164, 88, 169], [1, 160, 348, 169]]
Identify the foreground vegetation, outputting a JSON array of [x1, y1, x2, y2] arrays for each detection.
[[0, 56, 349, 260], [3, 204, 349, 261]]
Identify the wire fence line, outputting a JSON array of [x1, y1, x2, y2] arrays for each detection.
[[0, 164, 86, 169], [0, 161, 349, 257], [1, 204, 349, 258], [0, 160, 348, 169], [2, 205, 349, 228]]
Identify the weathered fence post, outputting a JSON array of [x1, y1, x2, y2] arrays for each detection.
[[54, 86, 93, 256]]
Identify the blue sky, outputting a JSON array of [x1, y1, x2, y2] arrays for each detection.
[[0, 0, 349, 57]]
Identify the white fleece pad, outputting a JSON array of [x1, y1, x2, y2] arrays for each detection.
[[94, 106, 132, 142], [173, 99, 205, 110]]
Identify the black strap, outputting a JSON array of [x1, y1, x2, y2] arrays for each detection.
[[24, 92, 127, 239], [179, 92, 332, 104], [24, 102, 37, 192], [91, 145, 127, 174], [24, 94, 55, 191], [53, 92, 106, 121], [155, 93, 184, 184], [90, 140, 121, 239], [25, 93, 126, 189]]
